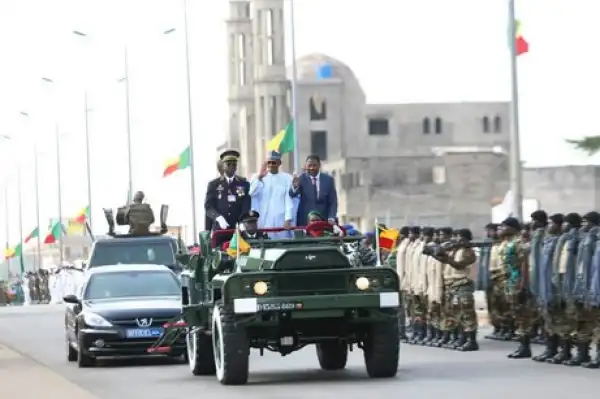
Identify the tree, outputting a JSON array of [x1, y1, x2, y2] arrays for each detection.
[[566, 136, 600, 156]]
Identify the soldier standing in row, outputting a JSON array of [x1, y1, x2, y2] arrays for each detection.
[[389, 226, 410, 340], [564, 211, 600, 365], [476, 223, 500, 338], [584, 220, 600, 368], [204, 150, 250, 246], [435, 227, 456, 348], [424, 228, 444, 345], [534, 213, 564, 362], [529, 211, 548, 343], [409, 227, 429, 344]]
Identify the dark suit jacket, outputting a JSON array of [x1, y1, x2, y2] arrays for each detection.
[[204, 175, 251, 230], [289, 172, 338, 226]]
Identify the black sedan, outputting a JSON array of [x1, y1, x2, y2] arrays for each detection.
[[63, 264, 185, 367]]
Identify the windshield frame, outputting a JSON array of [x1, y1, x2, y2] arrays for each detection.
[[82, 270, 181, 300], [88, 239, 177, 268]]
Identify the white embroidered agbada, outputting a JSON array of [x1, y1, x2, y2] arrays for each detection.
[[249, 172, 294, 239]]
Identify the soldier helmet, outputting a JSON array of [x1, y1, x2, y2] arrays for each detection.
[[133, 191, 145, 202]]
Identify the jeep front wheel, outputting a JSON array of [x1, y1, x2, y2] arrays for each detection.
[[187, 328, 216, 375], [212, 303, 250, 385], [363, 320, 399, 378], [316, 341, 348, 370]]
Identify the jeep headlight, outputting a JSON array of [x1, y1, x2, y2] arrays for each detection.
[[253, 281, 269, 295], [83, 312, 113, 328], [355, 277, 370, 291]]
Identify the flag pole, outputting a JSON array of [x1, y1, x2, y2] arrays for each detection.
[[84, 90, 93, 232], [289, 0, 300, 171], [33, 142, 42, 271], [4, 179, 10, 273], [182, 0, 198, 243], [17, 164, 24, 275], [55, 123, 64, 265], [375, 218, 382, 266], [508, 0, 523, 220]]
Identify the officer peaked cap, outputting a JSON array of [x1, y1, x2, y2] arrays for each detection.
[[220, 149, 240, 162], [240, 210, 259, 223]]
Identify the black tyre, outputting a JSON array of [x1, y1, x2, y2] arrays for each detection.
[[212, 303, 250, 385], [363, 320, 399, 378], [187, 328, 216, 375], [316, 341, 348, 370], [66, 332, 77, 362], [76, 334, 95, 368]]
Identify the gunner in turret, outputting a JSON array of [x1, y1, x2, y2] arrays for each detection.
[[127, 191, 155, 235]]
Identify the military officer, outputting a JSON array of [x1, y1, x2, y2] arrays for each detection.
[[204, 150, 251, 246], [240, 211, 270, 240], [127, 191, 155, 235]]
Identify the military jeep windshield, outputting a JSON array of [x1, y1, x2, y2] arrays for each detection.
[[88, 238, 177, 268]]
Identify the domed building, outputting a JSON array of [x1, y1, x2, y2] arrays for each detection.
[[220, 0, 510, 232]]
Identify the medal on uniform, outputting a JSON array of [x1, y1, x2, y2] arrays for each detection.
[[217, 184, 224, 200], [236, 186, 245, 197]]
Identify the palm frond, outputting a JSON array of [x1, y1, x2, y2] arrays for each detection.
[[566, 136, 600, 156]]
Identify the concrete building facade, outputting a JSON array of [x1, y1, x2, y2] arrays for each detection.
[[222, 0, 512, 232]]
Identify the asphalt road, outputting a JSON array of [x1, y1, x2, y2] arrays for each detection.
[[1, 305, 599, 399]]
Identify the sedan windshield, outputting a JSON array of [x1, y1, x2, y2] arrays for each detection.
[[89, 241, 176, 268], [84, 271, 180, 300]]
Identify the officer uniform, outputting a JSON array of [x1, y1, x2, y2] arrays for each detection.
[[240, 211, 270, 240], [204, 150, 251, 245]]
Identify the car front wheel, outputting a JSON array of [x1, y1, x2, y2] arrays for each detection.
[[76, 333, 95, 368]]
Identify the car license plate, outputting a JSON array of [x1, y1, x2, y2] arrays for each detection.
[[125, 328, 163, 339]]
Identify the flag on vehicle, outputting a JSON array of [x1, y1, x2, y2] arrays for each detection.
[[266, 121, 295, 155], [227, 228, 251, 257], [44, 222, 62, 244], [74, 206, 89, 223], [378, 226, 400, 252], [163, 146, 191, 177], [24, 227, 39, 243]]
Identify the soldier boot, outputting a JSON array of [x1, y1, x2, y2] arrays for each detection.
[[484, 327, 501, 340], [547, 339, 572, 364], [530, 323, 542, 344], [507, 335, 532, 359], [409, 323, 425, 344], [563, 342, 591, 366], [500, 323, 515, 341], [457, 331, 479, 352], [421, 325, 435, 345], [442, 329, 458, 348], [581, 344, 600, 369], [428, 328, 442, 347], [434, 331, 450, 348], [532, 334, 558, 362], [447, 330, 466, 350]]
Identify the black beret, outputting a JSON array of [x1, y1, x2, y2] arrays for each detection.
[[410, 226, 421, 234], [400, 226, 410, 235], [459, 228, 473, 241], [422, 227, 435, 236], [531, 210, 548, 224], [501, 216, 521, 231], [564, 213, 582, 228], [485, 223, 498, 230], [583, 211, 600, 226], [549, 213, 564, 225]]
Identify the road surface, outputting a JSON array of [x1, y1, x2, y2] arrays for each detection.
[[1, 304, 598, 399]]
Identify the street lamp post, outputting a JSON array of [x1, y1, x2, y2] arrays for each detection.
[[19, 112, 42, 271], [1, 135, 12, 272], [84, 91, 93, 230], [164, 0, 198, 242]]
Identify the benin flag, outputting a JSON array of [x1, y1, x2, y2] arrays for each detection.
[[513, 19, 529, 56], [266, 120, 295, 155], [24, 227, 39, 243], [4, 247, 15, 260], [378, 226, 400, 252], [227, 228, 251, 257], [44, 222, 62, 244], [74, 206, 89, 223], [163, 146, 191, 177]]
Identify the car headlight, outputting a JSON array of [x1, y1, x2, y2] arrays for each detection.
[[83, 312, 113, 328], [355, 277, 370, 291], [253, 281, 269, 296]]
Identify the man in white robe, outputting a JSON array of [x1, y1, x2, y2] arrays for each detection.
[[249, 151, 294, 239]]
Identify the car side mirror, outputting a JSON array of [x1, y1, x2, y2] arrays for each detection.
[[63, 294, 80, 304]]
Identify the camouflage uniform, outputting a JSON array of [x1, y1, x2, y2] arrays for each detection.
[[127, 203, 155, 234], [440, 246, 478, 350], [488, 240, 513, 339], [407, 236, 428, 343]]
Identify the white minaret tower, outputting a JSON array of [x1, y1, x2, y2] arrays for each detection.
[[250, 0, 290, 173], [226, 0, 255, 176]]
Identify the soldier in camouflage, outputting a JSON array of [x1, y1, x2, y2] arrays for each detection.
[[583, 217, 600, 368], [528, 210, 548, 344], [127, 191, 155, 235]]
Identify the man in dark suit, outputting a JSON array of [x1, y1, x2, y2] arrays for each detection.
[[240, 211, 269, 240], [289, 154, 338, 226], [205, 160, 224, 231], [204, 150, 250, 246]]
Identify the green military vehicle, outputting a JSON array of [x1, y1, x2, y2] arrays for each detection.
[[150, 225, 401, 385]]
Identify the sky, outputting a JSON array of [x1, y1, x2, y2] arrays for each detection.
[[0, 0, 598, 247]]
